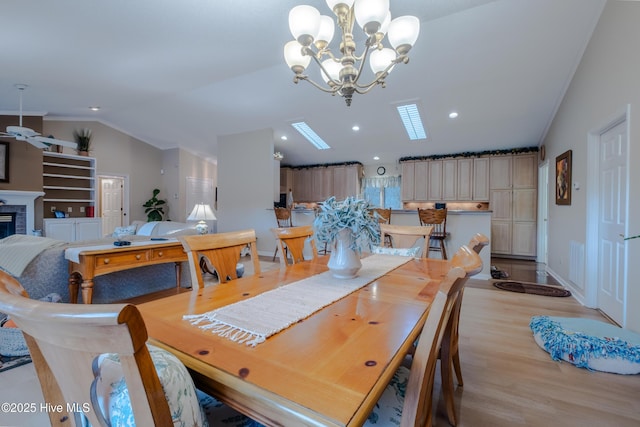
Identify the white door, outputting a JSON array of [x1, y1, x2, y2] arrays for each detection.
[[537, 162, 549, 263], [100, 177, 124, 236], [597, 120, 627, 324]]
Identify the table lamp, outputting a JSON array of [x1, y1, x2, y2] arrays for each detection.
[[188, 203, 216, 234]]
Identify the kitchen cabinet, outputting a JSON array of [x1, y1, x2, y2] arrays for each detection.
[[489, 154, 537, 258], [427, 160, 443, 200], [401, 161, 415, 201], [456, 158, 473, 201], [44, 218, 103, 242], [289, 164, 361, 202], [472, 157, 490, 201], [280, 167, 293, 194], [442, 159, 458, 200], [413, 161, 428, 201]]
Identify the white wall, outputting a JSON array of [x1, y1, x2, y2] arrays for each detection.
[[217, 128, 276, 255], [542, 0, 640, 331]]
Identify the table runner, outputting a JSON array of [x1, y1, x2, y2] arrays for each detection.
[[64, 239, 180, 263], [184, 254, 412, 346]]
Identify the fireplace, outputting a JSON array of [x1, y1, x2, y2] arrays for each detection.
[[0, 190, 44, 237]]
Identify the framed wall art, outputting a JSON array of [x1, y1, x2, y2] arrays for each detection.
[[555, 149, 572, 205], [0, 142, 8, 183]]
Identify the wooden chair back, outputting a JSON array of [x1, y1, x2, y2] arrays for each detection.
[[180, 229, 260, 287], [418, 208, 449, 258], [379, 224, 433, 258], [440, 242, 485, 426], [468, 232, 490, 254], [272, 225, 318, 267], [373, 208, 392, 224], [401, 251, 480, 427], [0, 270, 173, 427], [274, 207, 293, 227]]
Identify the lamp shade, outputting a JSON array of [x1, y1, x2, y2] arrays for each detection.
[[289, 5, 321, 46], [188, 204, 216, 221], [388, 15, 420, 51], [354, 0, 389, 35], [369, 47, 396, 75], [284, 40, 311, 71]]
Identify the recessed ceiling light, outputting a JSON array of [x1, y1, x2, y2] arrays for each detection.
[[281, 135, 288, 141], [291, 121, 331, 150], [352, 125, 360, 131], [373, 156, 380, 160], [396, 103, 427, 141], [89, 106, 100, 111], [449, 111, 458, 119]]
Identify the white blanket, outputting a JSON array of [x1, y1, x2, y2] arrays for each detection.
[[184, 254, 412, 346], [0, 235, 66, 277]]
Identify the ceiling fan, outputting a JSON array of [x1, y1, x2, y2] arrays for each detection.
[[0, 84, 77, 150]]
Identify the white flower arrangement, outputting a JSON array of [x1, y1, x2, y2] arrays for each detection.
[[313, 196, 380, 252]]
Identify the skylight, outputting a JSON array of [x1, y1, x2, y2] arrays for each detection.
[[291, 122, 331, 150], [396, 104, 427, 141]]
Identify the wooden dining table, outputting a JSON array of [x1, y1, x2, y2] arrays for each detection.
[[137, 255, 451, 427]]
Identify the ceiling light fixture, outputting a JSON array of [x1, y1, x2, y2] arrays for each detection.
[[89, 106, 101, 111], [352, 125, 360, 131], [291, 121, 331, 150], [284, 0, 420, 107], [449, 111, 458, 119]]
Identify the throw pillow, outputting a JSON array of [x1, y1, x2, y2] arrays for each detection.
[[371, 245, 421, 258], [112, 225, 137, 238]]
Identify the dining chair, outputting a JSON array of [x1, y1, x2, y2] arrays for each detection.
[[365, 247, 482, 427], [0, 270, 258, 427], [417, 208, 449, 259], [373, 208, 393, 247], [180, 229, 260, 287], [378, 224, 433, 258], [439, 236, 489, 426], [271, 225, 318, 267], [272, 207, 293, 261]]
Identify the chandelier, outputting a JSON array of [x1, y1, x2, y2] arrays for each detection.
[[284, 0, 420, 106]]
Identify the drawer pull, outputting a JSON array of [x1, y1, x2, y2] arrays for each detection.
[[135, 254, 142, 260], [103, 258, 110, 264], [158, 251, 164, 257]]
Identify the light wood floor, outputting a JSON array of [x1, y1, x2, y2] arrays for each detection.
[[2, 258, 639, 426]]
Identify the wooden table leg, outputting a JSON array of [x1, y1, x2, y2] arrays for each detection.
[[81, 279, 94, 304], [68, 272, 81, 304], [175, 262, 182, 289]]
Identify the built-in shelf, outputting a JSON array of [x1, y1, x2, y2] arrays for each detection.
[[42, 152, 97, 218]]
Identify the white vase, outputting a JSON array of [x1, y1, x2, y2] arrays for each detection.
[[327, 229, 362, 279]]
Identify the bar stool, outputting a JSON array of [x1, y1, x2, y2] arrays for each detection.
[[273, 207, 293, 261], [417, 207, 449, 259], [373, 208, 392, 247]]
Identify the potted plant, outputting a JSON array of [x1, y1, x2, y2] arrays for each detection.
[[73, 128, 92, 156], [143, 188, 166, 222], [313, 196, 380, 278]]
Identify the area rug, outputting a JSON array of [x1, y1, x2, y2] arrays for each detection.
[[0, 354, 32, 373], [493, 281, 571, 297]]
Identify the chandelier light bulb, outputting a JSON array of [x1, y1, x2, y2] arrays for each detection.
[[354, 0, 389, 35], [388, 16, 420, 54], [284, 40, 311, 72], [289, 5, 321, 46], [369, 47, 396, 75]]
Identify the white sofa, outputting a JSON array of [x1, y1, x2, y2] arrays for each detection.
[[116, 221, 198, 238]]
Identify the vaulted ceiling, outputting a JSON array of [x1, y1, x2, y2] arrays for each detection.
[[0, 0, 605, 165]]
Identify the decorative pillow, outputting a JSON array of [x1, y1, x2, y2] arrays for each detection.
[[135, 221, 159, 236], [371, 245, 421, 258], [530, 315, 640, 375], [111, 225, 137, 238], [364, 365, 409, 426]]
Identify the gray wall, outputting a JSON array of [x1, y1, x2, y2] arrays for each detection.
[[543, 0, 640, 331]]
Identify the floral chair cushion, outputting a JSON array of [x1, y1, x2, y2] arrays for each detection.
[[364, 365, 410, 426], [89, 344, 264, 426], [371, 245, 421, 258]]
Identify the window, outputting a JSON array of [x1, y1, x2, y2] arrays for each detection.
[[362, 176, 402, 209]]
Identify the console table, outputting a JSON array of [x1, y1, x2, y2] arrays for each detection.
[[65, 239, 187, 304]]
